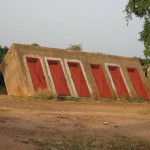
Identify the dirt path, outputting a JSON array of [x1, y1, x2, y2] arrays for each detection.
[[0, 95, 150, 149]]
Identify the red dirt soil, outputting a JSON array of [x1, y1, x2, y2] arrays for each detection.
[[0, 95, 150, 149]]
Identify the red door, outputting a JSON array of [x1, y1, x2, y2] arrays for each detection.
[[47, 60, 70, 96], [108, 66, 129, 97], [26, 57, 47, 91], [91, 64, 112, 98], [127, 68, 148, 100], [68, 62, 91, 97]]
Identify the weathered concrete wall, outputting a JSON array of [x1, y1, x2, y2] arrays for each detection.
[[2, 43, 150, 100], [1, 45, 28, 96]]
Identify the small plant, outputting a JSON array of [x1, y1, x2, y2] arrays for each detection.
[[30, 90, 57, 100], [92, 96, 149, 103], [57, 96, 79, 101], [126, 97, 145, 103], [66, 44, 82, 51]]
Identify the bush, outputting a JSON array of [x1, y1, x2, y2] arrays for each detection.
[[30, 90, 56, 100]]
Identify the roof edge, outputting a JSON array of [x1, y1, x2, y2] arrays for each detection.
[[12, 43, 138, 61]]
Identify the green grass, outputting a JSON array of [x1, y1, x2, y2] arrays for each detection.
[[32, 95, 150, 103], [30, 90, 57, 100], [22, 135, 150, 150], [120, 97, 147, 103], [93, 96, 149, 103], [57, 96, 79, 101]]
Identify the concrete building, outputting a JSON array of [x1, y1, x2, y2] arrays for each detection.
[[1, 43, 150, 100]]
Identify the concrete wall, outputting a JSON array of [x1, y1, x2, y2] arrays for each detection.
[[1, 44, 28, 96], [1, 43, 150, 100]]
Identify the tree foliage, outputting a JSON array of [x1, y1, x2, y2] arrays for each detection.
[[0, 45, 9, 88], [0, 45, 9, 63], [31, 43, 40, 46], [125, 0, 150, 58], [66, 44, 82, 51], [138, 57, 150, 66]]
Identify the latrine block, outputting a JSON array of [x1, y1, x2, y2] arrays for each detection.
[[1, 43, 150, 100]]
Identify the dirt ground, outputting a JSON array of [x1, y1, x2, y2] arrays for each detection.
[[0, 95, 150, 149]]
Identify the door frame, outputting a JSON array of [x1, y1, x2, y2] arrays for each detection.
[[127, 67, 148, 100], [105, 63, 131, 98], [64, 58, 92, 97], [23, 55, 49, 95], [90, 64, 112, 98], [44, 57, 73, 97]]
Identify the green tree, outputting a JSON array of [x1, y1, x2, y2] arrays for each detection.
[[66, 44, 82, 51], [0, 45, 8, 88], [125, 0, 150, 59], [31, 43, 39, 46], [0, 45, 9, 63]]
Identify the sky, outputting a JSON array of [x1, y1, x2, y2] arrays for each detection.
[[0, 0, 145, 57]]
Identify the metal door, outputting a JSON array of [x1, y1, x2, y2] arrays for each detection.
[[26, 57, 47, 91], [91, 64, 112, 98], [127, 68, 148, 100], [68, 62, 90, 97], [108, 66, 129, 97], [47, 60, 70, 96]]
